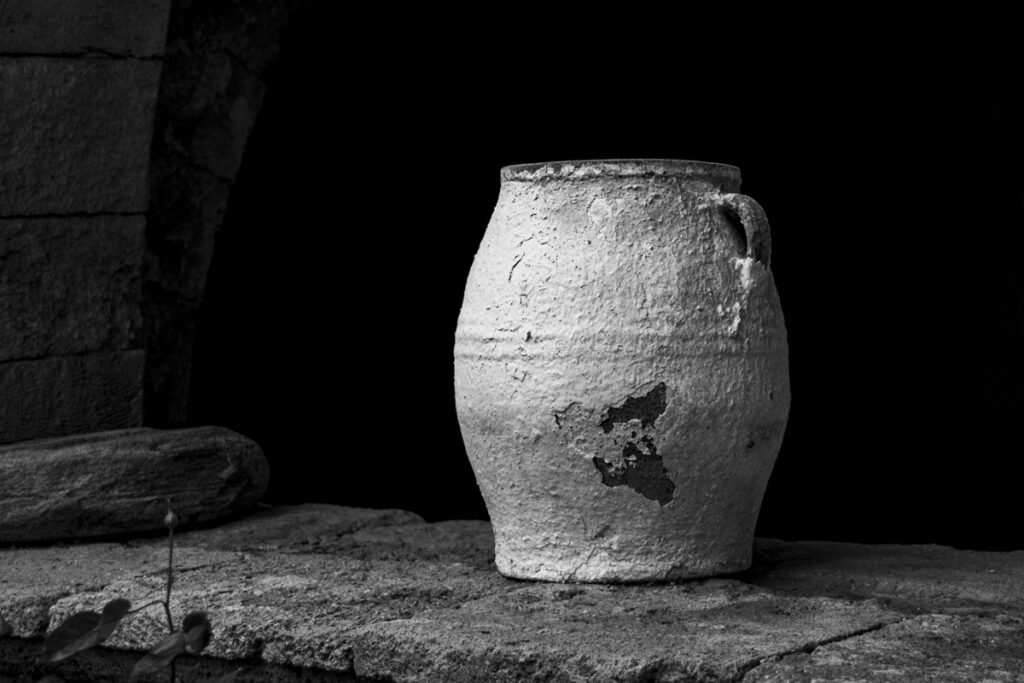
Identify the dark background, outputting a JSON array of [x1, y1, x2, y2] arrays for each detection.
[[188, 6, 1024, 550]]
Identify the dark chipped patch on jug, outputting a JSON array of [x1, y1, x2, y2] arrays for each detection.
[[593, 435, 676, 505]]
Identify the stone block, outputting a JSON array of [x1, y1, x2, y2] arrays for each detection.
[[0, 0, 171, 57], [0, 215, 144, 361], [0, 57, 161, 215], [0, 350, 143, 444], [0, 426, 269, 542]]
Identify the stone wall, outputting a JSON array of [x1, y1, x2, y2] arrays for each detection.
[[1, 0, 315, 440], [143, 0, 314, 427], [0, 1, 171, 443]]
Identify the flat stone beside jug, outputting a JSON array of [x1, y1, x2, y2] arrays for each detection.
[[454, 159, 790, 582], [0, 426, 268, 542]]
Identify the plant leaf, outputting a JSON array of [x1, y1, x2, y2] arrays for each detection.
[[182, 611, 212, 654], [38, 598, 132, 663], [0, 614, 13, 638], [40, 611, 102, 663], [96, 598, 131, 640], [131, 631, 186, 678]]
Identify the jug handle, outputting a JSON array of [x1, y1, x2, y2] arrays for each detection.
[[717, 193, 772, 266]]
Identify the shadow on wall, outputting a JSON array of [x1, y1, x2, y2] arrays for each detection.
[[185, 5, 1024, 549]]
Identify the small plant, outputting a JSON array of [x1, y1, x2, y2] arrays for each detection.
[[1, 499, 241, 682]]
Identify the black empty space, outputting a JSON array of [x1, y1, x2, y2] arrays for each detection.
[[188, 5, 1024, 548]]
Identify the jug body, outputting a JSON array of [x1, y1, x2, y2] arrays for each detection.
[[454, 159, 790, 582]]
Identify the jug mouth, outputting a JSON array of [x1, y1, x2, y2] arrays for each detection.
[[500, 159, 741, 189]]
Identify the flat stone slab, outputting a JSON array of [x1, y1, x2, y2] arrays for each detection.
[[160, 503, 427, 553], [748, 537, 1024, 612], [1, 505, 1022, 682], [0, 543, 240, 637], [0, 426, 268, 542], [746, 612, 1024, 682]]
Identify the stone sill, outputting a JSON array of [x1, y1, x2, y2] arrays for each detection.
[[2, 505, 1022, 682]]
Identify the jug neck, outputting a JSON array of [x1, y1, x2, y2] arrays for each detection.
[[500, 159, 741, 191]]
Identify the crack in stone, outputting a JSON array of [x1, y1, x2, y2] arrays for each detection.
[[0, 50, 162, 61], [0, 210, 145, 220], [734, 616, 912, 682]]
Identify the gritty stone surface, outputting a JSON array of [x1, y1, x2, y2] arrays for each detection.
[[455, 159, 790, 581], [0, 57, 160, 215], [1, 505, 1022, 682], [0, 427, 268, 542], [0, 216, 144, 361], [165, 504, 427, 553], [0, 543, 240, 637], [315, 521, 497, 570], [0, 351, 143, 444], [748, 538, 1024, 611], [351, 584, 899, 683], [744, 613, 1024, 682], [0, 0, 171, 57], [50, 551, 508, 673]]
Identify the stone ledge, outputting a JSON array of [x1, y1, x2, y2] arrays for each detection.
[[0, 505, 1021, 682]]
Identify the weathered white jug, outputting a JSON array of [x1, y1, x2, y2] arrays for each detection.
[[454, 160, 790, 582]]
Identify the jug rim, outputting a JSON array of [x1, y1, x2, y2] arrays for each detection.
[[500, 159, 741, 186]]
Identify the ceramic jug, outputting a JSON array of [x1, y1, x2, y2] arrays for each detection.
[[454, 159, 790, 582]]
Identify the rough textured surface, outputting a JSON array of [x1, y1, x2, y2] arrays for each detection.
[[0, 0, 171, 57], [0, 351, 143, 444], [745, 613, 1024, 682], [351, 584, 898, 683], [165, 504, 427, 552], [747, 538, 1024, 611], [0, 543, 239, 637], [143, 0, 316, 427], [455, 159, 790, 581], [0, 216, 144, 361], [2, 505, 1022, 682], [0, 57, 161, 215], [0, 426, 268, 542]]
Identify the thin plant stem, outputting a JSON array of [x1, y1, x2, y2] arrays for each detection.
[[165, 498, 178, 682], [164, 523, 175, 633], [128, 599, 166, 615]]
